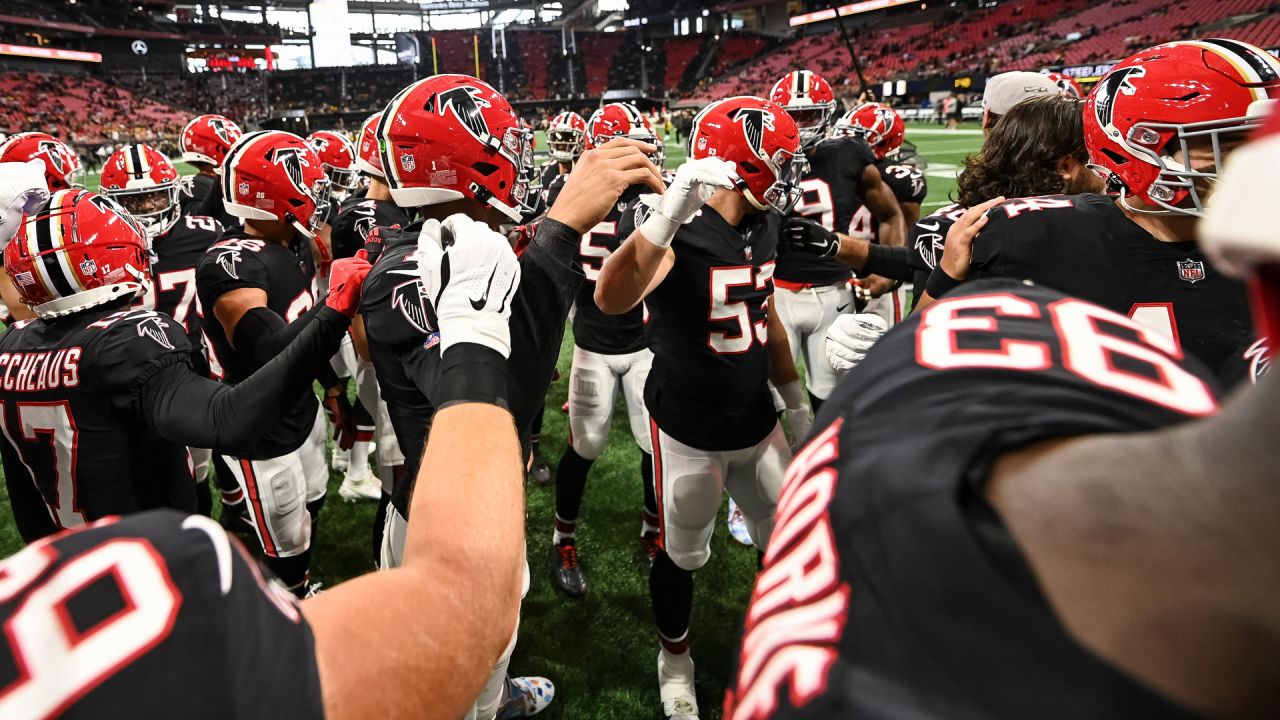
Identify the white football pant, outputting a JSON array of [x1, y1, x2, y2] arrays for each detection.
[[650, 420, 790, 571], [774, 282, 853, 401], [221, 407, 328, 557], [567, 345, 653, 459], [863, 282, 911, 329]]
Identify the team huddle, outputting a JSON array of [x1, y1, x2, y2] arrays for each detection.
[[0, 35, 1279, 720]]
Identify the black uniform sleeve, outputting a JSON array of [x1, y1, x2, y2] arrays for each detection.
[[544, 173, 569, 210], [95, 310, 196, 417], [2, 444, 59, 542], [135, 307, 350, 456], [862, 244, 915, 282], [506, 217, 583, 441], [196, 241, 273, 304], [361, 236, 441, 396], [970, 200, 1063, 280], [882, 164, 928, 205]]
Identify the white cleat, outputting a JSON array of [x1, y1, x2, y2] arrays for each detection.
[[658, 649, 699, 720], [338, 467, 381, 502], [331, 446, 349, 472], [726, 498, 754, 546]]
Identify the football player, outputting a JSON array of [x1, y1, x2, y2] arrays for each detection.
[[544, 110, 587, 187], [540, 109, 665, 596], [360, 74, 664, 718], [0, 226, 530, 720], [196, 129, 357, 596], [919, 39, 1278, 382], [0, 132, 84, 323], [831, 101, 926, 326], [769, 70, 906, 413], [100, 143, 224, 516], [0, 188, 368, 544], [594, 96, 807, 720], [179, 113, 243, 229], [1044, 69, 1086, 99], [727, 101, 1280, 716]]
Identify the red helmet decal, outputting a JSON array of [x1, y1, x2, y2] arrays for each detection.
[[437, 85, 494, 142]]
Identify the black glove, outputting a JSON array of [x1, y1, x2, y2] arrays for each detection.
[[784, 217, 841, 258], [323, 388, 357, 451]]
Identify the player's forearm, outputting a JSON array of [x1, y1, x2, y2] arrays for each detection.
[[834, 235, 915, 281], [595, 232, 665, 314], [876, 210, 907, 248], [139, 307, 350, 453], [766, 301, 800, 386]]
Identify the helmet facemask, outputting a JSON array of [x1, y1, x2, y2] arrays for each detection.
[[547, 127, 583, 163], [291, 175, 332, 239], [740, 149, 808, 214], [471, 126, 535, 223], [105, 183, 180, 240], [786, 104, 834, 151]]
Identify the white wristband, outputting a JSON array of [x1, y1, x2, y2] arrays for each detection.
[[776, 379, 806, 410], [638, 211, 679, 249]]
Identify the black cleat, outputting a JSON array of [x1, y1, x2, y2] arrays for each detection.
[[218, 501, 254, 537], [529, 446, 553, 486], [549, 540, 587, 597]]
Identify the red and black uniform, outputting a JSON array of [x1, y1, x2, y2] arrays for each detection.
[[141, 213, 223, 372], [775, 136, 875, 289], [728, 279, 1217, 720], [195, 233, 320, 459], [0, 510, 322, 719], [876, 158, 926, 209], [330, 196, 412, 262], [908, 202, 966, 306], [623, 202, 781, 451], [967, 193, 1252, 380]]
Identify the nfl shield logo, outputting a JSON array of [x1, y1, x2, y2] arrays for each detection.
[[238, 181, 250, 197], [1177, 258, 1205, 284], [744, 245, 753, 260], [80, 258, 97, 276], [401, 154, 416, 172]]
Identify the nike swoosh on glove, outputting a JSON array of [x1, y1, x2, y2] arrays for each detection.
[[417, 214, 521, 357], [784, 217, 840, 258], [0, 159, 49, 249], [637, 157, 738, 248], [826, 313, 888, 373], [324, 250, 373, 317]]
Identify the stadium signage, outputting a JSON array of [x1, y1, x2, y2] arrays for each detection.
[[0, 43, 101, 63], [1058, 62, 1117, 81], [789, 0, 917, 27]]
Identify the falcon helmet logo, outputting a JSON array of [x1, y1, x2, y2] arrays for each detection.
[[354, 215, 376, 241], [308, 136, 330, 153], [728, 107, 776, 157], [391, 279, 435, 333], [208, 117, 235, 145], [1177, 258, 1206, 283], [269, 146, 312, 197], [436, 85, 493, 143], [1094, 66, 1146, 132], [37, 140, 69, 174], [87, 194, 143, 235], [136, 315, 175, 350]]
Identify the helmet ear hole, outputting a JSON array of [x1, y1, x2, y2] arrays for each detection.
[[740, 161, 760, 175], [472, 161, 500, 176], [1101, 148, 1129, 166]]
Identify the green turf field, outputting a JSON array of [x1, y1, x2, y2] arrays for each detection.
[[0, 122, 983, 719]]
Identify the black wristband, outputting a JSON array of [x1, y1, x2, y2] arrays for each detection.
[[433, 344, 510, 411], [864, 243, 915, 282], [530, 217, 580, 267], [924, 267, 963, 299]]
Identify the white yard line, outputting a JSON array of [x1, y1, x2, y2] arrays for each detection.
[[906, 128, 985, 136]]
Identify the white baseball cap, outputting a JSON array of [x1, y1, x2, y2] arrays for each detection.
[[982, 71, 1060, 116]]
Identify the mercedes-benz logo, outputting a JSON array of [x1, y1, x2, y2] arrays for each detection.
[[131, 40, 148, 55]]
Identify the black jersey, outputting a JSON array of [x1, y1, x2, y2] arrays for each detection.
[[0, 510, 321, 719], [727, 279, 1216, 720], [775, 137, 876, 287], [628, 203, 781, 450], [969, 193, 1251, 379], [362, 218, 583, 517], [876, 158, 927, 207], [546, 175, 646, 355], [179, 172, 217, 215], [195, 232, 318, 458], [140, 214, 223, 364], [0, 306, 196, 542], [908, 202, 966, 303], [331, 196, 412, 261], [187, 174, 240, 230]]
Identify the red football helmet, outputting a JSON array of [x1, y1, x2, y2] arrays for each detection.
[[688, 96, 805, 214], [354, 112, 383, 178], [1043, 71, 1085, 99], [770, 70, 837, 149], [832, 102, 906, 160], [1086, 39, 1280, 216], [0, 132, 84, 191], [99, 143, 181, 239], [585, 103, 662, 165], [378, 75, 533, 220], [5, 190, 150, 319], [307, 130, 358, 195], [180, 114, 243, 168], [547, 111, 587, 163], [222, 130, 330, 238]]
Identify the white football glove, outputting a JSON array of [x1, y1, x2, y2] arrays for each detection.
[[1202, 129, 1280, 279], [826, 313, 888, 373], [637, 157, 737, 248], [0, 159, 49, 249], [775, 379, 814, 449], [416, 213, 521, 358]]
